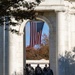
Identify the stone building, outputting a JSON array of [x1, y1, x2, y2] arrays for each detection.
[[0, 0, 75, 75]]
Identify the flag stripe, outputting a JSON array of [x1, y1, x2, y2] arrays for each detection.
[[30, 21, 44, 47]]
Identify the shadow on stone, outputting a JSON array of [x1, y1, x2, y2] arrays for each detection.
[[59, 47, 75, 75]]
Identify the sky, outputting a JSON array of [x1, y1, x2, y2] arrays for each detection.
[[25, 21, 49, 46]]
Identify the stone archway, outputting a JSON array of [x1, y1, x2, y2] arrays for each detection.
[[5, 10, 59, 75], [18, 14, 57, 75], [1, 10, 72, 75]]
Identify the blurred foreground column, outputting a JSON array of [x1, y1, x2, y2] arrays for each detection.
[[56, 11, 68, 75], [8, 26, 24, 75]]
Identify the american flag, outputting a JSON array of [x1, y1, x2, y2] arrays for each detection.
[[30, 21, 44, 47]]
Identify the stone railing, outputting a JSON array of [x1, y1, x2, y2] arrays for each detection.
[[26, 59, 49, 69]]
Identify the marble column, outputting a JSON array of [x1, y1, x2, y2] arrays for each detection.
[[8, 29, 24, 75], [50, 31, 57, 75], [67, 13, 75, 75], [56, 11, 68, 75], [70, 14, 75, 50]]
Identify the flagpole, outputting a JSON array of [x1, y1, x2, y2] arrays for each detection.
[[3, 16, 5, 75]]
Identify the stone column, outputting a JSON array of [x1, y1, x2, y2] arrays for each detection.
[[50, 30, 57, 75], [56, 11, 68, 75], [8, 28, 24, 75], [67, 12, 75, 51], [67, 13, 75, 75], [70, 13, 75, 50]]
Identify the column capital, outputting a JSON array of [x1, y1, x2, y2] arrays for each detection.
[[69, 9, 75, 15], [55, 9, 65, 13]]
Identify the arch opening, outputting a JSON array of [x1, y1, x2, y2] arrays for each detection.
[[25, 20, 49, 60], [23, 19, 51, 69], [18, 13, 57, 75]]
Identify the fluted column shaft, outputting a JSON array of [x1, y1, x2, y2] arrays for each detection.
[[56, 11, 68, 75], [9, 32, 24, 75]]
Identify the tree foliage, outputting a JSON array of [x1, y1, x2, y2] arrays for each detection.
[[0, 0, 42, 25], [59, 50, 75, 75], [41, 34, 49, 46], [0, 0, 43, 33], [26, 34, 49, 60], [26, 45, 49, 60]]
